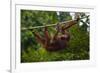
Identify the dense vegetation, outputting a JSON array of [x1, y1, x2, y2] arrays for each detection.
[[21, 10, 90, 63]]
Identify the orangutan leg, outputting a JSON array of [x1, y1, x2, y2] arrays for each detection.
[[32, 31, 45, 46], [44, 27, 51, 48]]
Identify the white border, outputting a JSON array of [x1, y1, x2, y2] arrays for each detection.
[[11, 3, 96, 73]]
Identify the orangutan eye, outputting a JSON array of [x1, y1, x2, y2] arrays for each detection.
[[61, 37, 65, 40]]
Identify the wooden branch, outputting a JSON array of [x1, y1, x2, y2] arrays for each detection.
[[21, 19, 77, 30], [21, 16, 89, 30], [21, 23, 57, 30]]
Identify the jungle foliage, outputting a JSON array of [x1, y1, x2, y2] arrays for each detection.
[[21, 10, 90, 62]]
